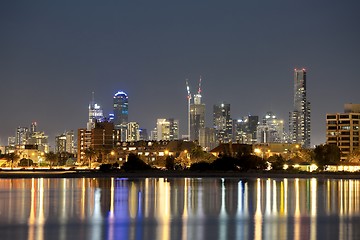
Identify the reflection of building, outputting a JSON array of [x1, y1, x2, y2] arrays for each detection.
[[213, 103, 232, 143], [326, 104, 360, 161], [289, 68, 311, 148], [257, 112, 284, 143], [156, 118, 179, 141]]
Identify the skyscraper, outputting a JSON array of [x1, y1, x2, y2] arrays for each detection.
[[257, 111, 284, 143], [126, 122, 140, 142], [234, 115, 259, 144], [213, 103, 232, 143], [289, 68, 311, 148], [87, 92, 104, 130], [156, 118, 179, 141], [113, 91, 129, 141], [190, 80, 205, 142]]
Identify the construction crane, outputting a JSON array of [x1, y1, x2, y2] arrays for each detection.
[[185, 79, 191, 140]]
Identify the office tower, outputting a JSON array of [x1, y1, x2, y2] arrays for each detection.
[[113, 91, 128, 141], [289, 68, 311, 148], [91, 121, 115, 155], [257, 112, 284, 143], [326, 104, 360, 161], [127, 122, 140, 142], [156, 118, 179, 141], [87, 93, 104, 130], [190, 79, 205, 142], [27, 131, 49, 153], [139, 128, 148, 141], [199, 127, 217, 151], [234, 115, 259, 144], [30, 122, 37, 134], [16, 127, 29, 146], [213, 103, 233, 143], [55, 131, 75, 154]]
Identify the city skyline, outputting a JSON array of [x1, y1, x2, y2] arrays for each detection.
[[1, 1, 360, 147]]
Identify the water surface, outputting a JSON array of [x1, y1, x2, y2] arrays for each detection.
[[0, 177, 359, 240]]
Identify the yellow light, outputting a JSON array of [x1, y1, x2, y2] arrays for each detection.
[[164, 150, 169, 155], [111, 151, 115, 156], [254, 148, 261, 154]]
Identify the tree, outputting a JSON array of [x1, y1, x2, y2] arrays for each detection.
[[211, 155, 239, 171], [237, 155, 267, 172], [122, 153, 151, 171], [347, 150, 360, 163], [268, 155, 285, 170], [45, 151, 58, 169], [84, 148, 97, 169], [18, 158, 34, 167], [5, 153, 19, 169], [314, 144, 341, 170], [165, 155, 175, 170]]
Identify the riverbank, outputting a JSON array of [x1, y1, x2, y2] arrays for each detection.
[[0, 169, 360, 179]]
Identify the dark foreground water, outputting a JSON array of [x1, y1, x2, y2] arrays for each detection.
[[0, 177, 359, 240]]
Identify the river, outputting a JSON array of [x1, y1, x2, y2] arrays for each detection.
[[0, 177, 359, 240]]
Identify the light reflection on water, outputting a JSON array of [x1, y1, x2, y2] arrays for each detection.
[[0, 177, 360, 240]]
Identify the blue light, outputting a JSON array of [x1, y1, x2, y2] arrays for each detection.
[[114, 91, 128, 97]]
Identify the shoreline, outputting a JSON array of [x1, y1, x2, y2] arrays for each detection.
[[0, 169, 360, 179]]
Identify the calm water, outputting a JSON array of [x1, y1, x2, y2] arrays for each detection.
[[0, 177, 359, 240]]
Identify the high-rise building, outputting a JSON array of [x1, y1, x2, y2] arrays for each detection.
[[190, 82, 205, 142], [257, 112, 284, 143], [326, 104, 360, 161], [55, 131, 75, 154], [87, 92, 104, 130], [213, 103, 232, 143], [234, 115, 259, 144], [113, 91, 129, 141], [289, 68, 311, 148], [156, 118, 179, 141], [139, 128, 148, 141], [126, 122, 140, 142], [16, 127, 29, 146]]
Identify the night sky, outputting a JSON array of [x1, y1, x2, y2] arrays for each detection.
[[1, 1, 360, 148]]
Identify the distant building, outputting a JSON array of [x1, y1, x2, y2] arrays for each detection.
[[127, 122, 140, 142], [190, 87, 205, 142], [113, 91, 129, 141], [16, 127, 29, 146], [234, 115, 259, 144], [326, 104, 360, 161], [257, 112, 284, 143], [156, 118, 179, 141], [77, 128, 92, 163], [139, 128, 148, 141], [213, 103, 233, 143], [199, 127, 217, 151], [55, 131, 75, 154], [87, 93, 104, 130], [289, 68, 311, 148]]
